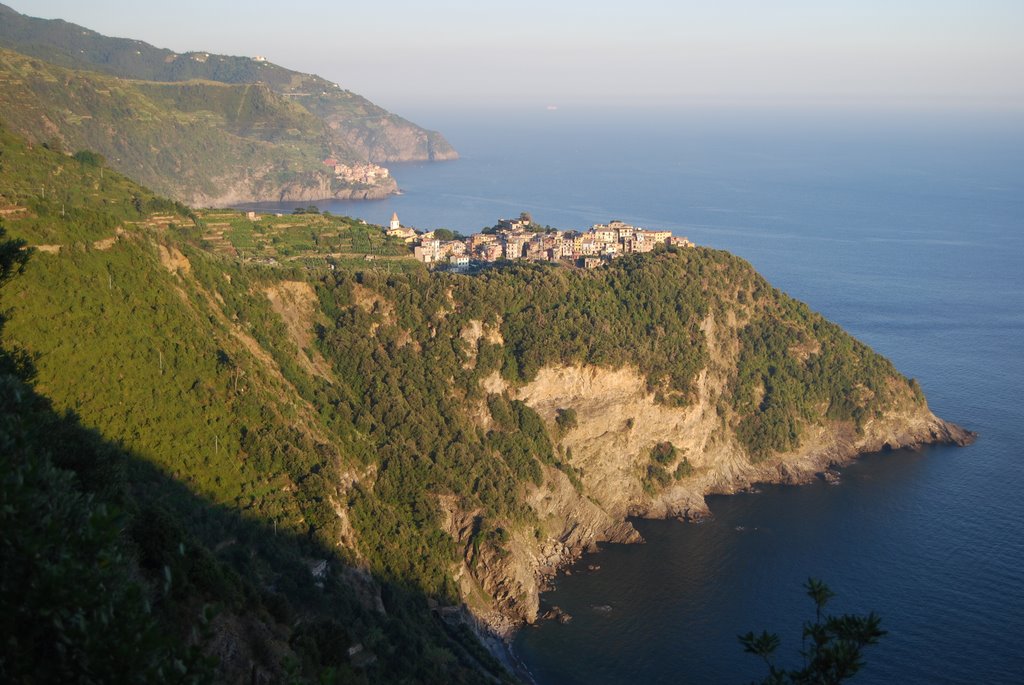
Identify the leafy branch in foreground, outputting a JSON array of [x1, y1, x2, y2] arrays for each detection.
[[739, 578, 886, 684]]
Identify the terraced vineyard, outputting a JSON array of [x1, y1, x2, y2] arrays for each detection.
[[196, 209, 418, 271]]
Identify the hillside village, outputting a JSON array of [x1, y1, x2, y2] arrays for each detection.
[[387, 212, 694, 270], [192, 208, 692, 274], [322, 157, 392, 186]]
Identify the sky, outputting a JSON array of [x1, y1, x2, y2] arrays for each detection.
[[6, 0, 1024, 113]]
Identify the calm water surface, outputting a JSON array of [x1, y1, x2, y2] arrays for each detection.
[[246, 107, 1024, 683]]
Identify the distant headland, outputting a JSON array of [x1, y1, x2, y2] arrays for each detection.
[[0, 2, 457, 207]]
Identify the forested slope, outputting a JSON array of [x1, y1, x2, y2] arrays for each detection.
[[0, 127, 506, 683]]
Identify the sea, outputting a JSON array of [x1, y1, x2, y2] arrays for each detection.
[[242, 106, 1024, 684]]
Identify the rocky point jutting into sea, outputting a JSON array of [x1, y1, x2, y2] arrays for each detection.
[[455, 358, 973, 640]]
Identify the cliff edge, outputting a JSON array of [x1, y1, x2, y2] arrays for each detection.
[[446, 309, 973, 635]]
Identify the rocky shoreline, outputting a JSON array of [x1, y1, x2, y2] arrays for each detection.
[[468, 402, 974, 676], [429, 305, 977, 680]]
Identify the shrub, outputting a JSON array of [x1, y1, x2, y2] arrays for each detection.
[[555, 407, 578, 433]]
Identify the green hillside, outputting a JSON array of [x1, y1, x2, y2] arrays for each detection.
[[0, 125, 938, 681], [0, 2, 456, 162], [0, 127, 506, 683], [0, 48, 354, 206], [0, 3, 456, 205]]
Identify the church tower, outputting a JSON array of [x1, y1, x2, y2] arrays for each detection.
[[389, 212, 400, 231]]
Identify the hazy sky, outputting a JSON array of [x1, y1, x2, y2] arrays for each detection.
[[7, 0, 1024, 112]]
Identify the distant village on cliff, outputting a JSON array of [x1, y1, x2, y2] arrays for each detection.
[[385, 212, 694, 271]]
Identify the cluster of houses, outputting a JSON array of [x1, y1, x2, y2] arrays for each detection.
[[323, 158, 391, 185], [386, 213, 693, 270]]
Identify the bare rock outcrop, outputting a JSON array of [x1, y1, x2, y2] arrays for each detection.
[[340, 121, 459, 163], [192, 174, 399, 208], [458, 353, 972, 637]]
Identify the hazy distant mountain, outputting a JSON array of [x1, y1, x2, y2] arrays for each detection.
[[0, 3, 457, 205]]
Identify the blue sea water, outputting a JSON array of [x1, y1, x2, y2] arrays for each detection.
[[247, 107, 1024, 683]]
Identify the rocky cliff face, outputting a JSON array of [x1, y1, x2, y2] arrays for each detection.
[[449, 311, 973, 637], [335, 117, 459, 163], [188, 174, 399, 208]]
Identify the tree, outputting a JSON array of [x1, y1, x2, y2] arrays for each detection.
[[73, 149, 106, 167], [0, 225, 28, 282], [739, 579, 886, 684]]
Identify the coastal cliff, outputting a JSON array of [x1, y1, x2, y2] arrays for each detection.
[[335, 116, 460, 163], [189, 172, 400, 208], [312, 249, 975, 637], [449, 352, 972, 636], [265, 244, 976, 641]]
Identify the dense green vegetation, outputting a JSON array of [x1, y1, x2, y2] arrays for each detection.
[[555, 407, 578, 434], [0, 130, 507, 683], [0, 226, 209, 683], [0, 125, 191, 244], [0, 321, 509, 683], [732, 287, 918, 460]]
